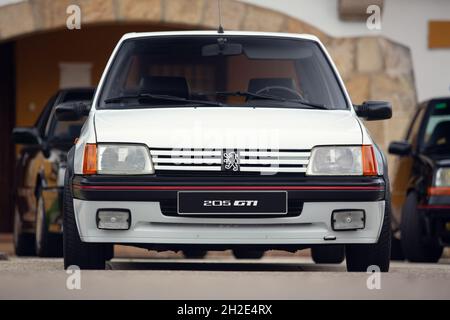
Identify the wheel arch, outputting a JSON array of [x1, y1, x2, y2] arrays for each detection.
[[66, 146, 76, 187]]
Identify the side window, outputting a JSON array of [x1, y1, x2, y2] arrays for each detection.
[[35, 94, 58, 136]]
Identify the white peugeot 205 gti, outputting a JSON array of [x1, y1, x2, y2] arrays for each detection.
[[57, 31, 392, 271]]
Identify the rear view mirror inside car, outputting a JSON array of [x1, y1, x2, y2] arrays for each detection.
[[202, 40, 243, 56]]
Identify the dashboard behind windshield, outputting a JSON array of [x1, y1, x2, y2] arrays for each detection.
[[98, 36, 349, 110]]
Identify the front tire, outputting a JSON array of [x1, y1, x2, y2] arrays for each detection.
[[390, 235, 404, 261], [63, 171, 110, 270], [401, 192, 443, 263], [311, 245, 345, 264], [346, 195, 391, 272], [232, 249, 265, 259], [35, 193, 62, 257], [13, 207, 36, 257]]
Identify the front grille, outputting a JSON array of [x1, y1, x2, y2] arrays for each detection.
[[159, 199, 303, 218], [150, 148, 311, 174]]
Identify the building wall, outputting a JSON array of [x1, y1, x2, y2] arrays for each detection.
[[15, 24, 176, 127], [242, 0, 450, 102]]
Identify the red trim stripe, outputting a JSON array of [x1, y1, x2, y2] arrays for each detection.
[[418, 205, 450, 210], [428, 187, 450, 196], [73, 185, 384, 191]]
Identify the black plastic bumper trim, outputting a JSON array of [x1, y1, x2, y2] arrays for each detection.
[[72, 175, 385, 202]]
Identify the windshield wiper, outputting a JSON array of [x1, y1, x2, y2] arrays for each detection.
[[104, 93, 224, 107], [216, 91, 284, 102], [215, 91, 329, 110]]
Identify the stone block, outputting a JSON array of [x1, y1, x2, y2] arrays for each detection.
[[241, 5, 285, 32], [328, 38, 356, 80], [163, 0, 205, 27], [0, 2, 35, 40], [357, 37, 383, 73], [117, 0, 162, 22]]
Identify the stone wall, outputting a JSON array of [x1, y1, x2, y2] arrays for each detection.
[[0, 0, 417, 174], [0, 0, 330, 41]]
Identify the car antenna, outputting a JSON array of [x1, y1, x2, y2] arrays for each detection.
[[217, 0, 224, 34]]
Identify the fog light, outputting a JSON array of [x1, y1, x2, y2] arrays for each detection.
[[332, 210, 365, 231], [97, 209, 130, 230]]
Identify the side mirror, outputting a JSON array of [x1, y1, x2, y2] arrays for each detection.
[[12, 127, 41, 145], [388, 141, 412, 156], [355, 101, 392, 121], [55, 101, 91, 121]]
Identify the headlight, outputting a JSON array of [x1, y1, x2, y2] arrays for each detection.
[[306, 145, 377, 176], [96, 144, 154, 175], [435, 168, 450, 187]]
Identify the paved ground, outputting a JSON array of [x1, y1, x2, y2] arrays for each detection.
[[1, 234, 450, 299], [1, 253, 450, 299]]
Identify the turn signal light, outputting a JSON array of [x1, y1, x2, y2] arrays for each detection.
[[362, 145, 378, 176], [428, 187, 450, 196], [83, 144, 97, 175]]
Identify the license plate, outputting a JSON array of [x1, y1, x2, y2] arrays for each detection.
[[177, 191, 288, 215]]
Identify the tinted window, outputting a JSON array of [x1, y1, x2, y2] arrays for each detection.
[[35, 94, 57, 136], [421, 99, 450, 153], [98, 36, 348, 110]]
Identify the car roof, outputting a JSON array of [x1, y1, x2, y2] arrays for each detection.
[[418, 97, 450, 109], [119, 30, 321, 43]]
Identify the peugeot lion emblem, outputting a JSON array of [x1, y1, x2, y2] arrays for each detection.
[[223, 151, 240, 172]]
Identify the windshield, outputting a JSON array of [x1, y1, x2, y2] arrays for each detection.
[[98, 36, 348, 110], [422, 99, 450, 153]]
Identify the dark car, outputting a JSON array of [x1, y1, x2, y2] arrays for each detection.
[[12, 88, 95, 257], [389, 98, 450, 262]]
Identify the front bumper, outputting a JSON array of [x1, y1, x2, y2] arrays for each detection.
[[72, 175, 386, 246], [418, 195, 450, 244], [419, 194, 450, 218]]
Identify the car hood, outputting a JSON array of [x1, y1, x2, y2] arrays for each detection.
[[94, 107, 362, 150]]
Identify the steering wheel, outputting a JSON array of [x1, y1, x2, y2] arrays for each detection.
[[255, 86, 304, 100]]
